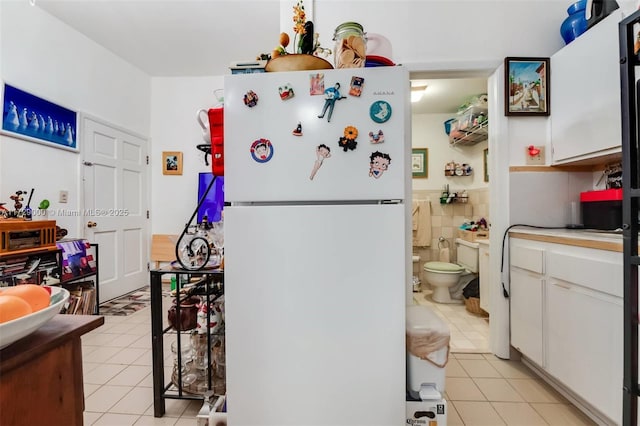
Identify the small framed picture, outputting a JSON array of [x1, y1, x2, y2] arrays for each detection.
[[411, 148, 428, 178], [162, 151, 183, 175], [483, 148, 489, 182], [504, 57, 550, 116]]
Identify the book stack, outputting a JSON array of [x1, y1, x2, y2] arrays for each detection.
[[62, 281, 96, 315]]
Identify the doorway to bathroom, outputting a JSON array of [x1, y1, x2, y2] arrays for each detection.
[[410, 73, 491, 353]]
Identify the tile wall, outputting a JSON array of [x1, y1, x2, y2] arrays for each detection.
[[412, 188, 489, 281]]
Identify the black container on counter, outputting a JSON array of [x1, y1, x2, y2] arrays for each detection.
[[580, 188, 622, 230]]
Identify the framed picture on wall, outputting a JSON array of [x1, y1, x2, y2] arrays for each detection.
[[411, 148, 428, 178], [504, 57, 550, 116], [162, 151, 183, 175], [1, 82, 79, 152], [483, 148, 489, 182]]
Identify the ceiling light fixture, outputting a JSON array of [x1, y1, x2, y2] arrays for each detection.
[[411, 85, 427, 103]]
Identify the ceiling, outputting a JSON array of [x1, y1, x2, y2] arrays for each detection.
[[34, 0, 487, 114]]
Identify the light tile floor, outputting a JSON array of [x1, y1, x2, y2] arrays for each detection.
[[413, 288, 491, 353], [81, 293, 595, 425]]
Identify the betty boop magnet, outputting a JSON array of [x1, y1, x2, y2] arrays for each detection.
[[369, 151, 391, 179], [250, 138, 274, 163]]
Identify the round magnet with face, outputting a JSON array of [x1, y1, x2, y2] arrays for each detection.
[[250, 138, 274, 163], [370, 100, 392, 123], [244, 90, 259, 107]]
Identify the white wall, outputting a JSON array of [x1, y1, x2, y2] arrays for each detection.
[[314, 1, 570, 69], [412, 112, 488, 191], [150, 76, 224, 234], [0, 1, 150, 237]]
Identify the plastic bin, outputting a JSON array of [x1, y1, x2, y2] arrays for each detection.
[[406, 305, 450, 398]]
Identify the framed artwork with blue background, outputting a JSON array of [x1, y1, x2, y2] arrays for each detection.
[[1, 83, 78, 152]]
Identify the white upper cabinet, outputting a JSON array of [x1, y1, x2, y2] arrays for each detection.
[[550, 11, 624, 164]]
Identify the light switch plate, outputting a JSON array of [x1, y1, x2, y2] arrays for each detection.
[[525, 146, 545, 165], [59, 190, 68, 203]]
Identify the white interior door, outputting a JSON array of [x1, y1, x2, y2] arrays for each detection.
[[82, 115, 149, 302]]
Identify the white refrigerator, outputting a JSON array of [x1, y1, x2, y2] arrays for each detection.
[[223, 66, 411, 425]]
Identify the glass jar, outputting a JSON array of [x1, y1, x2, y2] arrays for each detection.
[[333, 22, 366, 69]]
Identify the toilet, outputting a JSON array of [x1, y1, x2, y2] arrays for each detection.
[[423, 238, 479, 304]]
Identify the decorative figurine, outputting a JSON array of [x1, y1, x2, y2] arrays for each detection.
[[10, 190, 25, 211], [299, 21, 314, 54], [318, 82, 346, 122], [310, 144, 331, 180], [292, 122, 303, 136]]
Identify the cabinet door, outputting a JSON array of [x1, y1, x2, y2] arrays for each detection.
[[479, 245, 490, 313], [550, 11, 623, 164], [546, 279, 622, 424], [510, 267, 544, 366]]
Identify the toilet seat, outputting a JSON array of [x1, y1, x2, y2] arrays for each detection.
[[423, 261, 465, 274]]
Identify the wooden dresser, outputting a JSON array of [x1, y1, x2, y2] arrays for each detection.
[[0, 314, 104, 425]]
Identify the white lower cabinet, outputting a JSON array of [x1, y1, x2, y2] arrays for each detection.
[[478, 242, 490, 313], [510, 268, 544, 366], [510, 237, 623, 424], [546, 278, 622, 423]]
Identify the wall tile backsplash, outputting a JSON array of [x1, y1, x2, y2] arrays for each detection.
[[412, 188, 490, 274]]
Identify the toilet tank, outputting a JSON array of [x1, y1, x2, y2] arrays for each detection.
[[455, 238, 479, 273]]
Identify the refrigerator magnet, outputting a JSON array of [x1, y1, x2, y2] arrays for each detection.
[[279, 83, 294, 100], [292, 122, 303, 136], [309, 144, 331, 180], [368, 130, 384, 144], [250, 138, 273, 163], [369, 100, 392, 123], [318, 82, 346, 122], [349, 76, 364, 97], [243, 90, 259, 107], [338, 126, 358, 152], [369, 151, 391, 179]]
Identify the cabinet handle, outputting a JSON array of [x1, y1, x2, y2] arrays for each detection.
[[553, 282, 571, 290]]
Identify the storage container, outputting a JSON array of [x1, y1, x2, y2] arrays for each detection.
[[333, 22, 366, 68], [580, 188, 622, 230], [406, 305, 450, 397]]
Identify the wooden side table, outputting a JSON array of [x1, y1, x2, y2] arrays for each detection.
[[0, 314, 104, 426]]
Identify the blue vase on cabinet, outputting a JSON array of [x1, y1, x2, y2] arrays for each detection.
[[560, 0, 588, 44]]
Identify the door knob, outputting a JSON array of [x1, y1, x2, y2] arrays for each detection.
[[87, 221, 97, 228]]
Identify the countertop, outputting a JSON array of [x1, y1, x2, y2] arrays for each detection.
[[508, 226, 624, 252]]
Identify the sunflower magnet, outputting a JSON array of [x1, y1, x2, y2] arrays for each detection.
[[369, 151, 391, 179], [338, 126, 358, 152], [250, 138, 274, 163]]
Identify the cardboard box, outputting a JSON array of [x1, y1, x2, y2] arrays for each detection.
[[406, 398, 447, 426]]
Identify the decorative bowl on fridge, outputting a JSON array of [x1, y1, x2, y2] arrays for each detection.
[[265, 54, 334, 72]]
